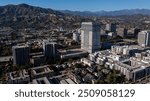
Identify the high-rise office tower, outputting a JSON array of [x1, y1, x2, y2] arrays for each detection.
[[12, 45, 30, 66], [117, 28, 128, 38], [81, 22, 101, 53], [43, 41, 58, 61], [138, 31, 150, 47], [73, 32, 80, 42], [106, 23, 117, 33]]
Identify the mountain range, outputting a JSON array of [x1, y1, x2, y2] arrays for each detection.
[[0, 4, 81, 30], [0, 4, 150, 30], [0, 3, 65, 17], [61, 9, 150, 16], [0, 4, 150, 17]]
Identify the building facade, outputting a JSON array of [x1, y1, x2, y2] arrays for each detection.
[[117, 28, 128, 38], [43, 41, 58, 61], [12, 45, 30, 66], [73, 32, 80, 42], [138, 31, 150, 47], [81, 22, 101, 53], [106, 23, 117, 33]]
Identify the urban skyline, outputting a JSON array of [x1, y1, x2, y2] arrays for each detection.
[[1, 1, 150, 84]]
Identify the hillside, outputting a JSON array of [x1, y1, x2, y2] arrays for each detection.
[[0, 4, 83, 30], [61, 9, 150, 16]]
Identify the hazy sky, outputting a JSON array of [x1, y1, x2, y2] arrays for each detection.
[[0, 0, 150, 11]]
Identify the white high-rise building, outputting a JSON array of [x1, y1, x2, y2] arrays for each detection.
[[106, 23, 117, 33], [73, 32, 80, 42], [81, 22, 101, 53], [138, 31, 150, 47]]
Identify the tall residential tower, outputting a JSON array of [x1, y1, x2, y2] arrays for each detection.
[[81, 22, 101, 53], [138, 31, 150, 47], [106, 23, 117, 33]]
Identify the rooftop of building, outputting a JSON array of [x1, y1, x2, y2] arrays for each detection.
[[82, 22, 93, 25], [32, 77, 50, 84], [0, 56, 12, 62], [7, 69, 29, 80], [32, 54, 45, 58], [139, 30, 150, 33], [31, 65, 53, 76], [60, 49, 88, 58], [60, 78, 76, 84], [43, 40, 57, 44], [12, 44, 29, 49]]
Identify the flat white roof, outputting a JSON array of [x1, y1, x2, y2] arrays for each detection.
[[82, 22, 93, 25], [0, 56, 12, 62], [65, 79, 76, 84]]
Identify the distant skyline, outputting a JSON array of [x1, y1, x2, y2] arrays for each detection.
[[0, 0, 150, 11]]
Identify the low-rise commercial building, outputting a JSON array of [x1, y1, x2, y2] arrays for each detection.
[[88, 45, 150, 82], [6, 70, 30, 84], [31, 65, 54, 78], [30, 55, 45, 67]]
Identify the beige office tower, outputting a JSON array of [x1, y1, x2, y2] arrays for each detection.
[[138, 31, 150, 47], [81, 22, 101, 53]]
